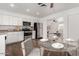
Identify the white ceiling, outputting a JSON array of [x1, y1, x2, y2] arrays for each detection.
[[0, 3, 79, 18]]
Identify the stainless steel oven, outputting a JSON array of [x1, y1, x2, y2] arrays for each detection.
[[22, 21, 32, 40], [24, 31, 32, 36]]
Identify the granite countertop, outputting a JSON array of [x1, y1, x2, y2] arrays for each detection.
[[0, 30, 23, 33], [0, 30, 23, 35], [0, 32, 7, 35]]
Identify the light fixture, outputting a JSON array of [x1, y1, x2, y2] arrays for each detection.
[[53, 35, 58, 39], [9, 3, 15, 8], [26, 9, 30, 12], [36, 12, 40, 15]]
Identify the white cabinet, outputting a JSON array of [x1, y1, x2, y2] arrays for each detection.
[[12, 16, 22, 25], [0, 14, 22, 26], [3, 15, 11, 25], [18, 31, 24, 41], [6, 31, 24, 44], [0, 35, 6, 56], [0, 14, 4, 25]]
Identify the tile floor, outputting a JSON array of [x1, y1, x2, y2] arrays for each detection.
[[28, 48, 40, 56], [28, 48, 79, 56]]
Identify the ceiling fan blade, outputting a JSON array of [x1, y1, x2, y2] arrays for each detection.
[[38, 3, 42, 5], [41, 4, 47, 7], [50, 3, 53, 8]]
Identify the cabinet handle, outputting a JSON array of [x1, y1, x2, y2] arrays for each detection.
[[5, 36, 7, 40]]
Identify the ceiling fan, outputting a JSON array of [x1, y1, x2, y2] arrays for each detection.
[[38, 3, 54, 8]]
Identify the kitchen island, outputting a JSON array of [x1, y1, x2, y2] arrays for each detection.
[[1, 31, 33, 56], [0, 33, 6, 56]]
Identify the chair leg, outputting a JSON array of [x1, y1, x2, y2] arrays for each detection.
[[40, 47, 44, 56], [48, 51, 51, 56]]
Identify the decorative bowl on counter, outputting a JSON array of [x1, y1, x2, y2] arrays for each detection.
[[51, 43, 64, 49]]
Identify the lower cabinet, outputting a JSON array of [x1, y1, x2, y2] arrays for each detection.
[[6, 42, 23, 56], [6, 31, 24, 44], [0, 35, 6, 56]]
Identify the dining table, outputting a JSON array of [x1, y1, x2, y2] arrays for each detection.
[[38, 40, 78, 56]]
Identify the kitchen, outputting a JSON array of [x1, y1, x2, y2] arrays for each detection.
[[0, 3, 79, 56]]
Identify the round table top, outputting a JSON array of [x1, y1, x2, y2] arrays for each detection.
[[38, 40, 78, 52]]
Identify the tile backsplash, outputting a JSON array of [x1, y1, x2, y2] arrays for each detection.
[[0, 25, 22, 31]]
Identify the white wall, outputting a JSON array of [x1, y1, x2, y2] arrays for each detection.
[[40, 7, 79, 40], [68, 14, 79, 40]]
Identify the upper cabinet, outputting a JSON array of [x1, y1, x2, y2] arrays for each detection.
[[11, 16, 22, 26], [0, 14, 22, 26]]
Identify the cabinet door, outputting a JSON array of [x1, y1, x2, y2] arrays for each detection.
[[0, 14, 4, 25], [18, 31, 24, 42], [12, 17, 18, 25], [12, 17, 22, 25], [6, 32, 24, 44], [17, 18, 22, 26], [0, 15, 13, 25], [6, 32, 19, 44], [0, 35, 5, 56], [3, 15, 11, 25], [0, 15, 22, 25]]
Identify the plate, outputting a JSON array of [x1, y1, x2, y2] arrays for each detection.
[[51, 43, 64, 49]]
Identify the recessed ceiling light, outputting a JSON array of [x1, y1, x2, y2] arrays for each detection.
[[10, 3, 15, 8], [36, 12, 40, 15], [26, 9, 30, 12]]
